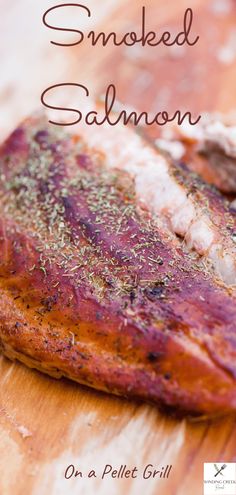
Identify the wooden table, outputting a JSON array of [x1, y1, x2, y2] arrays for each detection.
[[0, 1, 236, 494]]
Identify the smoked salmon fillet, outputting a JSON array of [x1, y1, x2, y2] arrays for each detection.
[[0, 114, 236, 415], [160, 119, 236, 195], [76, 111, 236, 286]]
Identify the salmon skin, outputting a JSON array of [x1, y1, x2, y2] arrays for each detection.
[[0, 114, 236, 416]]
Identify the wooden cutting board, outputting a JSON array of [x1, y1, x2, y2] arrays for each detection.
[[0, 1, 236, 494]]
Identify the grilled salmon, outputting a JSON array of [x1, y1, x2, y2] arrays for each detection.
[[0, 114, 236, 415], [159, 119, 236, 195], [76, 109, 236, 286]]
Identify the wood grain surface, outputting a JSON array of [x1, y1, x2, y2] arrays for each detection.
[[0, 1, 236, 494]]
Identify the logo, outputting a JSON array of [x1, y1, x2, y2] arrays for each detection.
[[214, 464, 227, 477], [204, 463, 236, 495]]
